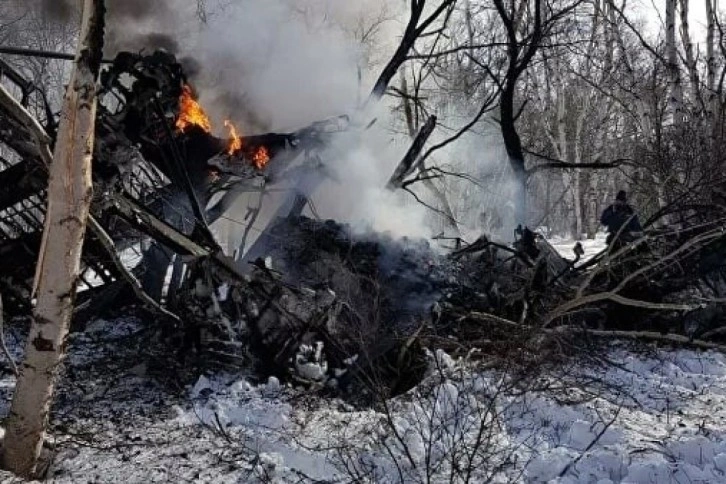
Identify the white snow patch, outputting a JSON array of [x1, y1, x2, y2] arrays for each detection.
[[549, 232, 609, 265], [5, 323, 726, 483]]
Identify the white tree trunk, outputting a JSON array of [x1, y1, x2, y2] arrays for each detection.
[[705, 0, 720, 147], [1, 0, 105, 478], [666, 0, 684, 125], [679, 0, 699, 103], [572, 101, 589, 241], [706, 0, 716, 95]]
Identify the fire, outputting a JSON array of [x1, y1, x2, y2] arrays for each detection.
[[224, 119, 242, 155], [175, 85, 212, 133], [175, 84, 271, 170], [251, 146, 270, 170], [224, 119, 270, 169]]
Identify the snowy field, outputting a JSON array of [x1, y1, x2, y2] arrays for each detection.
[[2, 233, 725, 483], [2, 316, 726, 483]]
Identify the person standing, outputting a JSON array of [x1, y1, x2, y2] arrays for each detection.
[[600, 190, 643, 245]]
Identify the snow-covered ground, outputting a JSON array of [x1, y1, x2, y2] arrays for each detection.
[[3, 317, 726, 483], [2, 233, 724, 483], [549, 232, 609, 265], [170, 346, 726, 483]]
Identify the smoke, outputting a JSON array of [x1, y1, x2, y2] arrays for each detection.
[[29, 0, 467, 242], [103, 1, 182, 55], [426, 115, 517, 242], [37, 0, 74, 21], [187, 1, 364, 130], [33, 0, 183, 54], [311, 105, 432, 239], [179, 0, 437, 241]]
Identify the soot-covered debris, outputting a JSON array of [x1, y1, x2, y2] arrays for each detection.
[[176, 216, 456, 397]]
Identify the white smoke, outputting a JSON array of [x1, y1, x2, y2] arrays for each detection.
[[427, 118, 516, 242], [173, 0, 437, 243], [184, 0, 399, 130], [186, 2, 358, 130], [312, 104, 432, 239]]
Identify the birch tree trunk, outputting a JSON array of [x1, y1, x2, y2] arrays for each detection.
[[1, 0, 105, 478], [679, 0, 699, 104], [666, 0, 684, 125], [705, 0, 720, 150], [572, 103, 589, 241], [706, 0, 716, 97]]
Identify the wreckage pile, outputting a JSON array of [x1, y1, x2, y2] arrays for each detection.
[[174, 215, 453, 396], [2, 49, 726, 402]]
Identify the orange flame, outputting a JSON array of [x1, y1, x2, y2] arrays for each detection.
[[175, 85, 271, 170], [223, 119, 270, 169], [224, 119, 242, 155], [251, 146, 270, 170], [175, 85, 212, 133]]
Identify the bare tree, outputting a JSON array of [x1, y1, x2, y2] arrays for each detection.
[[490, 0, 586, 226], [1, 0, 105, 478], [368, 0, 458, 102]]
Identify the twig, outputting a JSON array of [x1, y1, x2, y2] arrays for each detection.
[[213, 411, 233, 444], [463, 311, 726, 352], [558, 405, 622, 477], [579, 328, 726, 352], [0, 293, 19, 376]]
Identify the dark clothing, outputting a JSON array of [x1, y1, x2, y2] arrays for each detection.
[[601, 203, 642, 245]]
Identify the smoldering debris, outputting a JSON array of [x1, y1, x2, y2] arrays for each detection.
[[175, 216, 453, 397], [2, 10, 726, 413]]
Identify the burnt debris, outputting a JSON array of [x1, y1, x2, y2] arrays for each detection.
[[3, 48, 726, 400]]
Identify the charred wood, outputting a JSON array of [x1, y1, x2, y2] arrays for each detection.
[[387, 115, 437, 189]]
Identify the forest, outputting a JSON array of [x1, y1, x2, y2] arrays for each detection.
[[1, 0, 726, 482]]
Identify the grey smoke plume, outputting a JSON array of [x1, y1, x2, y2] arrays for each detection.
[[34, 0, 182, 54], [30, 0, 445, 241], [187, 1, 363, 131], [39, 0, 165, 21], [37, 0, 73, 21], [180, 0, 435, 241]]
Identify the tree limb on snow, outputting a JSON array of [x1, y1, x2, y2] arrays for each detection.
[[463, 311, 726, 353]]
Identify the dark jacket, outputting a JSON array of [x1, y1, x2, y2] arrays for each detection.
[[600, 203, 642, 241]]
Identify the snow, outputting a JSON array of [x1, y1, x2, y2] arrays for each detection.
[[293, 342, 328, 382], [0, 328, 723, 482], [3, 316, 726, 482], [77, 244, 144, 291], [549, 232, 609, 264]]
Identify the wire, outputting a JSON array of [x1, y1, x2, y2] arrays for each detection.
[[0, 45, 114, 64]]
